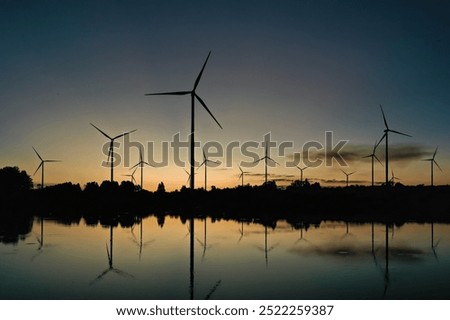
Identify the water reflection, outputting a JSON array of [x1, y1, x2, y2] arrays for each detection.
[[0, 215, 449, 299], [255, 223, 278, 268], [189, 217, 194, 299], [37, 215, 44, 250], [431, 222, 440, 262], [90, 224, 134, 285], [129, 217, 154, 261]]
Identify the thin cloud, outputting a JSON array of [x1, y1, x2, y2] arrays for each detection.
[[287, 143, 430, 165], [317, 178, 369, 185]]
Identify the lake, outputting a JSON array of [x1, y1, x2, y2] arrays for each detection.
[[1, 215, 449, 299]]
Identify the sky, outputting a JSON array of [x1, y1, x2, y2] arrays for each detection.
[[1, 0, 450, 190]]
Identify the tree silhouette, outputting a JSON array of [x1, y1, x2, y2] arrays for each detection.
[[157, 182, 166, 193], [0, 166, 32, 194]]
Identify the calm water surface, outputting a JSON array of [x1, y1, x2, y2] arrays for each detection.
[[1, 216, 449, 299]]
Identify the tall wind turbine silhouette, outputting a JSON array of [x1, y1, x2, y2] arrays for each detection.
[[295, 165, 308, 185], [341, 169, 355, 187], [238, 166, 250, 187], [131, 147, 152, 191], [423, 146, 442, 186], [197, 148, 219, 191], [253, 143, 279, 185], [377, 105, 411, 187], [145, 51, 223, 190], [363, 140, 383, 186], [90, 123, 136, 182], [32, 147, 60, 190]]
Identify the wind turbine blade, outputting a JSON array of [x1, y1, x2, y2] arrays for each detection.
[[106, 244, 111, 261], [32, 147, 43, 161], [239, 166, 243, 173], [197, 160, 206, 170], [434, 160, 443, 172], [193, 51, 211, 91], [362, 154, 372, 159], [142, 161, 154, 167], [267, 157, 279, 166], [379, 104, 389, 129], [44, 160, 61, 162], [340, 169, 347, 175], [33, 162, 43, 176], [131, 166, 138, 175], [90, 123, 112, 140], [107, 143, 113, 164], [433, 146, 438, 159], [195, 94, 223, 129], [112, 129, 137, 140], [203, 148, 206, 161], [374, 154, 383, 166], [375, 133, 386, 149], [145, 91, 191, 96], [130, 162, 140, 170], [389, 129, 411, 137], [373, 139, 379, 152], [252, 158, 263, 164], [349, 171, 356, 176]]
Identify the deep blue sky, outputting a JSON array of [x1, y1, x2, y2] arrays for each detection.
[[1, 0, 450, 189]]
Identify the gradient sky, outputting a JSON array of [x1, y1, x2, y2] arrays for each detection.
[[1, 0, 450, 190]]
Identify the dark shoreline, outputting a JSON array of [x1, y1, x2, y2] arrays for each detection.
[[2, 184, 450, 223]]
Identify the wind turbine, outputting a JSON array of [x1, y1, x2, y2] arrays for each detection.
[[295, 165, 308, 185], [363, 140, 383, 186], [253, 143, 279, 185], [90, 123, 136, 182], [423, 146, 442, 186], [238, 166, 250, 187], [32, 147, 61, 190], [390, 169, 400, 186], [341, 169, 355, 187], [145, 51, 223, 190], [197, 148, 219, 191], [184, 169, 196, 187], [122, 166, 138, 184], [377, 105, 411, 187], [130, 147, 152, 191]]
